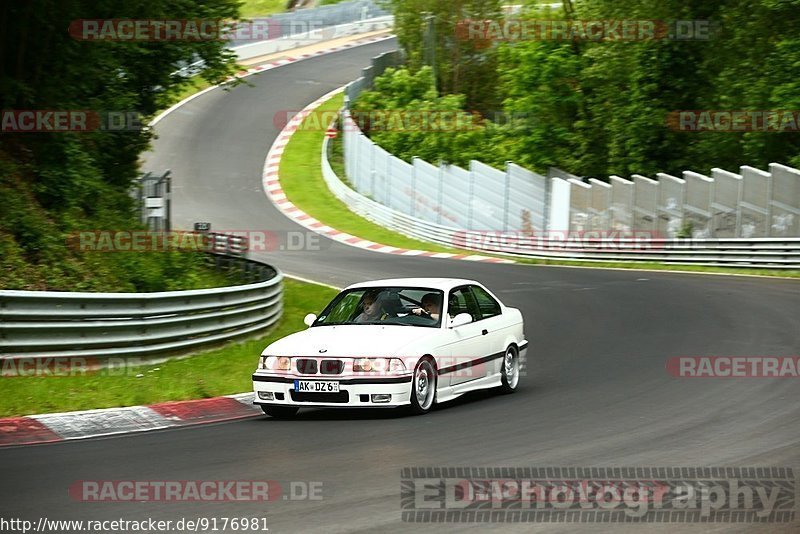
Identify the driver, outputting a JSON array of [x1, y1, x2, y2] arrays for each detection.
[[412, 293, 441, 321]]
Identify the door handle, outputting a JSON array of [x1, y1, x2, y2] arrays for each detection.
[[482, 329, 488, 335]]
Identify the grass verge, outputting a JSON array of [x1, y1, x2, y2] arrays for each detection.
[[238, 0, 289, 19], [0, 278, 338, 417], [280, 95, 476, 254], [279, 94, 800, 279]]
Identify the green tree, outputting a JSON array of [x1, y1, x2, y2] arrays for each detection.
[[0, 0, 242, 290], [386, 0, 503, 113], [353, 67, 502, 167], [363, 0, 800, 179]]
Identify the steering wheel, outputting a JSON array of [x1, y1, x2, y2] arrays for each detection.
[[417, 308, 435, 320]]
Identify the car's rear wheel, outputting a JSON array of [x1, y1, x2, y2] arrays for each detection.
[[261, 406, 299, 419], [409, 358, 437, 415], [499, 345, 519, 393]]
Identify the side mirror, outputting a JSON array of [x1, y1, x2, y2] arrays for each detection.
[[449, 313, 472, 328], [303, 313, 317, 327]]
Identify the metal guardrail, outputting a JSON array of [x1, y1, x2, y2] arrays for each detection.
[[232, 16, 393, 63], [172, 0, 392, 78], [0, 254, 283, 360], [323, 118, 800, 269], [174, 16, 394, 78]]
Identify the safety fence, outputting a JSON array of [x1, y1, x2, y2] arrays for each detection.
[[341, 54, 799, 241], [256, 0, 388, 37], [0, 249, 283, 360], [325, 133, 800, 267], [175, 0, 391, 77], [550, 164, 800, 239], [232, 15, 393, 64], [328, 51, 800, 268]]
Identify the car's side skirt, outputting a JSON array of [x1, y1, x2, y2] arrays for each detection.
[[435, 375, 504, 404]]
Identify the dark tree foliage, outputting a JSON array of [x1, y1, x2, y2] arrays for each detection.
[[375, 0, 800, 178], [0, 0, 241, 290], [386, 0, 504, 114]]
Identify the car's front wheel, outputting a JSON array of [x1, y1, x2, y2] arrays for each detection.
[[261, 406, 299, 419], [408, 358, 437, 415], [499, 345, 520, 393]]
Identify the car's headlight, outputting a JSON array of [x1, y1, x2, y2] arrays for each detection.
[[263, 356, 291, 371], [354, 358, 406, 372], [389, 358, 407, 372]]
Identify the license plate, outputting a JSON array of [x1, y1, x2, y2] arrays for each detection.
[[294, 380, 340, 393]]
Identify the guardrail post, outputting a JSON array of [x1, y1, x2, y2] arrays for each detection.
[[410, 157, 418, 217], [467, 161, 476, 229], [369, 136, 376, 197], [138, 173, 148, 226], [164, 170, 172, 233], [503, 161, 512, 232], [436, 164, 444, 226]]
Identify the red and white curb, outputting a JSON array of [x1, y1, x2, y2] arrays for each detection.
[[230, 34, 396, 83], [0, 393, 260, 447], [0, 34, 513, 449], [261, 92, 514, 264], [152, 34, 394, 127]]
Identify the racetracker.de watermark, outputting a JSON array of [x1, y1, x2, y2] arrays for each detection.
[[667, 356, 800, 378], [401, 467, 796, 522], [2, 357, 171, 378], [67, 230, 328, 253], [453, 230, 665, 252], [1, 110, 143, 133], [668, 110, 800, 132], [69, 480, 322, 502], [69, 19, 283, 42], [278, 109, 485, 132], [455, 19, 715, 45], [279, 110, 539, 132]]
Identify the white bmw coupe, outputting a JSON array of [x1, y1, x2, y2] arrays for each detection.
[[252, 278, 526, 417]]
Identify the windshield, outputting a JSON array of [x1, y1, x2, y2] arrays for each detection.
[[314, 287, 444, 328]]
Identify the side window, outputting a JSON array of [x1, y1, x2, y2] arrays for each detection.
[[448, 287, 480, 321], [470, 286, 501, 320], [326, 291, 363, 323]]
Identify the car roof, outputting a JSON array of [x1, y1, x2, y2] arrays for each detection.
[[344, 278, 479, 291]]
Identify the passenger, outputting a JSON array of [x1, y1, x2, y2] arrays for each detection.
[[412, 293, 442, 321], [354, 290, 388, 323]]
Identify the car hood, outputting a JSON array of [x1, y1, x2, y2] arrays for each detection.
[[262, 325, 442, 357]]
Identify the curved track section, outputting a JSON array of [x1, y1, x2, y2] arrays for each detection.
[[1, 41, 799, 533]]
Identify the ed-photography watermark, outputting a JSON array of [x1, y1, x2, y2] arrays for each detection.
[[668, 110, 800, 132], [455, 19, 715, 45], [69, 480, 322, 502], [401, 467, 796, 522], [67, 230, 329, 253], [1, 110, 143, 133], [667, 356, 800, 378]]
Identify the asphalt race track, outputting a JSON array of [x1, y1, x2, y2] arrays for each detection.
[[2, 39, 799, 533]]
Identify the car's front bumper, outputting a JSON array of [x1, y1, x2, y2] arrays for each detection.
[[252, 373, 413, 408]]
